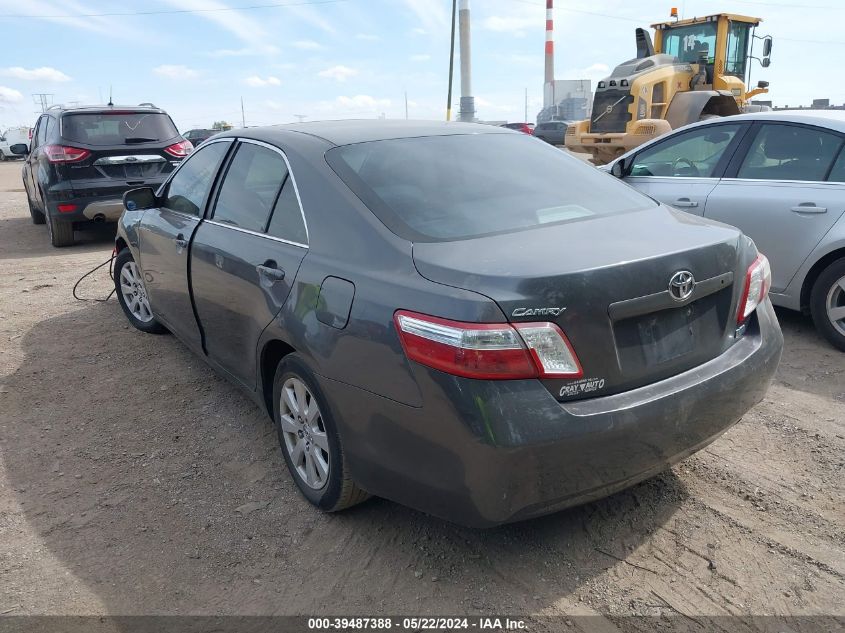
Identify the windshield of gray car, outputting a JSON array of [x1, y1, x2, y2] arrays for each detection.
[[326, 133, 656, 242]]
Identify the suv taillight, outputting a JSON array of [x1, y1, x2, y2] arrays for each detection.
[[43, 145, 90, 163], [164, 139, 193, 158], [737, 254, 772, 325], [394, 310, 582, 380]]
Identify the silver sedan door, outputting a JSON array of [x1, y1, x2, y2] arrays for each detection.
[[623, 122, 747, 215], [703, 122, 845, 293]]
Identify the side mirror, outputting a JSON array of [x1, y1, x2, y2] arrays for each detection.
[[761, 58, 771, 68], [757, 80, 769, 89], [610, 161, 625, 178], [123, 187, 158, 212], [9, 143, 29, 155], [762, 36, 772, 58]]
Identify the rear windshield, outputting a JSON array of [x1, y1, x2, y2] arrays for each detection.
[[61, 112, 179, 146], [326, 133, 655, 242]]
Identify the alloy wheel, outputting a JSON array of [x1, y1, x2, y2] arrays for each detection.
[[279, 377, 330, 490], [826, 274, 845, 337], [119, 261, 154, 323]]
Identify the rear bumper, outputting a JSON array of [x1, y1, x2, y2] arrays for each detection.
[[322, 301, 783, 527], [44, 179, 168, 223]]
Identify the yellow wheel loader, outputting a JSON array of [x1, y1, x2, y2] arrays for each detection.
[[565, 12, 772, 164]]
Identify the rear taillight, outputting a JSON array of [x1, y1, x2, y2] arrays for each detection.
[[394, 310, 582, 380], [164, 139, 193, 158], [43, 145, 90, 163], [737, 253, 771, 325], [57, 203, 78, 213]]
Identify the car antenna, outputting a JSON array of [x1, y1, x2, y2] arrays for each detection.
[[107, 85, 113, 107]]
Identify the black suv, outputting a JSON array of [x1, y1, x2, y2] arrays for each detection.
[[183, 128, 217, 147], [13, 104, 192, 246]]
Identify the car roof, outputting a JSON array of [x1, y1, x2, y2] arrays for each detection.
[[48, 104, 167, 115], [687, 109, 845, 134], [216, 119, 513, 147]]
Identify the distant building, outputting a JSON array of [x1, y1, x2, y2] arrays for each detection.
[[767, 98, 845, 111], [537, 79, 592, 124]]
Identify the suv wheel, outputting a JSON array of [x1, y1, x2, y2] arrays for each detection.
[[273, 354, 369, 512], [114, 248, 167, 334], [810, 257, 845, 351], [27, 196, 45, 225], [45, 209, 75, 247]]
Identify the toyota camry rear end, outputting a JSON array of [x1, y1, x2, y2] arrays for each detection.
[[309, 124, 783, 527]]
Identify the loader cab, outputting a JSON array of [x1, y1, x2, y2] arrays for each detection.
[[653, 14, 761, 88]]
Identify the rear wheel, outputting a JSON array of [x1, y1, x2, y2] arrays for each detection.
[[27, 196, 45, 225], [45, 209, 75, 247], [114, 248, 167, 334], [273, 354, 369, 512], [810, 258, 845, 351]]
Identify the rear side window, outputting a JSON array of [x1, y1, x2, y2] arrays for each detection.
[[630, 124, 742, 177], [61, 112, 179, 146], [829, 149, 845, 183], [266, 178, 307, 245], [163, 141, 229, 216], [35, 116, 48, 147], [213, 142, 288, 232], [737, 124, 843, 182], [326, 133, 655, 242]]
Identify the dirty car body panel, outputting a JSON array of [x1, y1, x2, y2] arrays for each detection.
[[116, 120, 782, 527]]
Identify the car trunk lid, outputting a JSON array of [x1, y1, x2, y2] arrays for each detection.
[[412, 205, 745, 401]]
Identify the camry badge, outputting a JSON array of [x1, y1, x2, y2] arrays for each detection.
[[512, 307, 566, 318], [668, 270, 695, 302]]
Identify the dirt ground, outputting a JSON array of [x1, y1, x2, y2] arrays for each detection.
[[0, 160, 843, 628]]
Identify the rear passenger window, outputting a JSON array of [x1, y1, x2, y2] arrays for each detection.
[[213, 142, 287, 232], [737, 124, 843, 182], [828, 149, 845, 183], [267, 177, 307, 245]]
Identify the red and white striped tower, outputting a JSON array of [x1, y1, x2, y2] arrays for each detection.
[[544, 0, 555, 85], [544, 0, 555, 108]]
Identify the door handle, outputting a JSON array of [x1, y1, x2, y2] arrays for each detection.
[[174, 233, 188, 248], [790, 203, 827, 214], [673, 198, 699, 208], [256, 263, 286, 282]]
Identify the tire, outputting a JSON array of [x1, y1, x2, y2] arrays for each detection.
[[0, 150, 6, 162], [273, 354, 369, 512], [45, 209, 75, 247], [810, 258, 845, 352], [113, 248, 167, 334], [27, 195, 45, 225]]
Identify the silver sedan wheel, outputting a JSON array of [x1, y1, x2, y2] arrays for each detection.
[[279, 377, 330, 490], [827, 274, 845, 337], [119, 261, 154, 323]]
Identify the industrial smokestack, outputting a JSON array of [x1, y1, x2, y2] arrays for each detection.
[[544, 0, 554, 84], [458, 0, 475, 122], [543, 0, 555, 109]]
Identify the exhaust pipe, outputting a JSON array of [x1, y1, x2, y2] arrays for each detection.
[[93, 214, 106, 223]]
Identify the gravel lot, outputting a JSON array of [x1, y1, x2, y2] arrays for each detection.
[[0, 160, 843, 627]]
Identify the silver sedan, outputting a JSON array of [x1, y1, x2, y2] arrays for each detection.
[[607, 110, 845, 351]]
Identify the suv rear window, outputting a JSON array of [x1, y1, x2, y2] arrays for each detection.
[[61, 112, 179, 146], [326, 133, 655, 242]]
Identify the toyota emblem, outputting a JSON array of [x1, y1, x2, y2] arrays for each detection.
[[669, 270, 695, 302]]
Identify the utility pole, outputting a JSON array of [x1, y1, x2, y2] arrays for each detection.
[[32, 93, 53, 113], [294, 114, 307, 123], [240, 97, 246, 128], [525, 88, 528, 122], [405, 91, 409, 119], [446, 0, 457, 120], [458, 0, 475, 122]]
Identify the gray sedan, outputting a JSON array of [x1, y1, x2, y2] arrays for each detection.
[[114, 121, 781, 526], [607, 110, 845, 351]]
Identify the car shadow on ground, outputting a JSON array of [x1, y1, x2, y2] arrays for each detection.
[[0, 302, 689, 615], [772, 307, 844, 402], [0, 215, 116, 261]]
